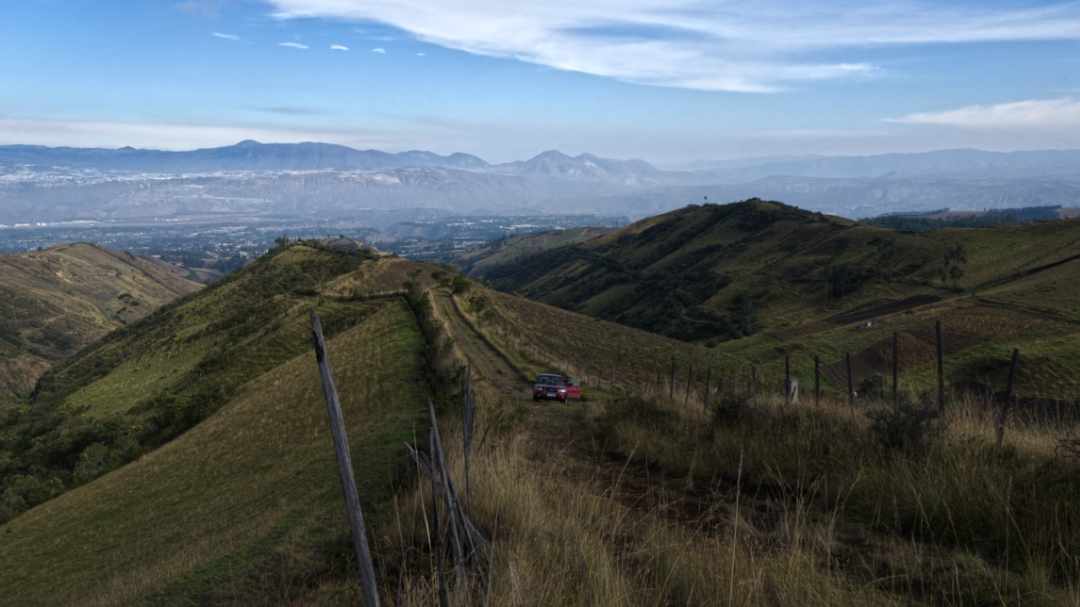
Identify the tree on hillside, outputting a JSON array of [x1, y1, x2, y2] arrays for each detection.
[[941, 243, 968, 286]]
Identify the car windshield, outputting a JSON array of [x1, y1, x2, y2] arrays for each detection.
[[536, 375, 562, 385]]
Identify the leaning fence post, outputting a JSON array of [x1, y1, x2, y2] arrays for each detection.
[[428, 400, 466, 582], [462, 365, 475, 506], [996, 348, 1021, 448], [936, 320, 946, 415], [431, 430, 450, 607], [845, 352, 854, 408], [311, 312, 380, 607]]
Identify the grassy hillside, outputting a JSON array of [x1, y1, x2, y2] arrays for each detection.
[[0, 242, 381, 524], [400, 285, 1080, 606], [2, 237, 1078, 605], [0, 301, 427, 605], [459, 199, 1080, 401], [0, 243, 200, 401]]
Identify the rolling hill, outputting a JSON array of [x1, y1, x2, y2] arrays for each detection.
[[458, 199, 1080, 400], [0, 244, 200, 402], [1, 235, 1078, 605]]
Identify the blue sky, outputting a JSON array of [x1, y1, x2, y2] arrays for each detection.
[[3, 0, 1080, 164]]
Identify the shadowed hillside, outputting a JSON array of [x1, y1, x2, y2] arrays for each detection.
[[0, 244, 200, 402], [458, 199, 1080, 401]]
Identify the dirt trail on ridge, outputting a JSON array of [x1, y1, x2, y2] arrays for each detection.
[[431, 290, 526, 395]]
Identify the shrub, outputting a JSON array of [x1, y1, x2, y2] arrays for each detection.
[[451, 275, 470, 294], [867, 400, 942, 453]]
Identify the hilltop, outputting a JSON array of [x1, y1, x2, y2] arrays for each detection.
[[0, 243, 200, 402]]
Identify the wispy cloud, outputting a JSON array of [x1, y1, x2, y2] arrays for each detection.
[[330, 43, 350, 51], [0, 117, 401, 150], [890, 98, 1080, 129], [266, 0, 1080, 93], [415, 52, 426, 57], [371, 47, 386, 54], [253, 105, 326, 116], [278, 41, 309, 50], [212, 32, 241, 41]]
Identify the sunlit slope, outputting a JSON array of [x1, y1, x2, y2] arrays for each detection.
[[35, 244, 371, 423], [0, 243, 200, 401], [0, 300, 427, 606]]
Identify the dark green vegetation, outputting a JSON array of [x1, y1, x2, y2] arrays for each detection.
[[869, 205, 1066, 231], [0, 243, 378, 524], [0, 244, 200, 402], [459, 199, 1080, 401], [0, 240, 442, 605], [0, 301, 427, 606]]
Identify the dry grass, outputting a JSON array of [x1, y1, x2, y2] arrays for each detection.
[[377, 416, 897, 607]]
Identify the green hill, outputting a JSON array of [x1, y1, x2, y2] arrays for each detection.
[[0, 243, 383, 522], [1, 234, 1078, 605], [0, 240, 433, 604], [0, 243, 200, 402], [458, 199, 1080, 401]]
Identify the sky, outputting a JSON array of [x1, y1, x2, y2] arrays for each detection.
[[3, 0, 1080, 165]]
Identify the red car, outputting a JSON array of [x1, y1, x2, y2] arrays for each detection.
[[532, 373, 582, 402]]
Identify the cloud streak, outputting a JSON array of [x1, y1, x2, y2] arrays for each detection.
[[330, 43, 350, 51], [278, 41, 310, 50], [265, 1, 1080, 93], [371, 47, 386, 54], [212, 32, 241, 41], [0, 117, 406, 150], [890, 98, 1080, 129]]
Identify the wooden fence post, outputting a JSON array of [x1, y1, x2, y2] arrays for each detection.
[[462, 365, 475, 506], [892, 332, 899, 407], [936, 320, 945, 415], [428, 400, 466, 582], [996, 348, 1021, 448], [814, 355, 820, 406], [311, 312, 380, 607], [845, 352, 854, 408], [431, 430, 450, 607]]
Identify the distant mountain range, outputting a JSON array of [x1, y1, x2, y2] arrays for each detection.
[[0, 140, 665, 185], [4, 141, 1080, 221]]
